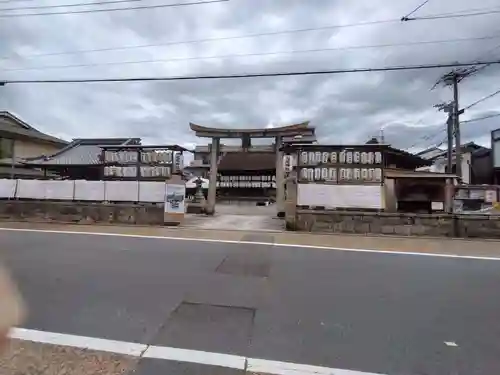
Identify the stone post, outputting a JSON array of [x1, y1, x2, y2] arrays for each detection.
[[444, 177, 454, 213], [284, 170, 297, 230], [205, 137, 220, 215], [275, 136, 285, 217], [383, 178, 397, 212]]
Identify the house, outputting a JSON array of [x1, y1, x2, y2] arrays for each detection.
[[0, 111, 67, 159], [416, 142, 492, 184], [24, 138, 141, 180], [22, 138, 188, 181], [282, 143, 463, 213], [0, 111, 68, 178]]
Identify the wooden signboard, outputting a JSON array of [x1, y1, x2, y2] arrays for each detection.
[[164, 176, 186, 226]]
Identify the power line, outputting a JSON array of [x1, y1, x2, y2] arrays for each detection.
[[2, 60, 500, 84], [0, 0, 32, 3], [419, 5, 500, 18], [4, 35, 500, 72], [401, 0, 430, 21], [0, 0, 143, 12], [0, 19, 405, 61], [407, 126, 446, 149], [463, 88, 500, 111], [3, 27, 499, 65], [471, 42, 500, 74], [0, 0, 228, 17], [461, 112, 500, 123], [403, 8, 500, 21], [433, 135, 447, 149]]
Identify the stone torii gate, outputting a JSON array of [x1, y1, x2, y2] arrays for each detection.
[[190, 122, 315, 216]]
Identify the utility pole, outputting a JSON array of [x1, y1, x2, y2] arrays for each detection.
[[434, 68, 477, 182], [451, 73, 462, 180], [446, 112, 453, 174], [435, 102, 454, 173]]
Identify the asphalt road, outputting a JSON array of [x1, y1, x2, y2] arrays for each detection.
[[1, 229, 500, 375]]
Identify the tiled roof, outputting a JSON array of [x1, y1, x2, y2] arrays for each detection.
[[0, 165, 58, 177], [420, 142, 489, 161], [25, 138, 140, 166], [0, 157, 26, 165], [282, 135, 317, 144], [38, 144, 104, 165], [190, 121, 311, 134], [218, 152, 276, 171], [0, 111, 68, 145]]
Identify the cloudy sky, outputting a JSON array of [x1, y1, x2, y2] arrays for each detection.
[[1, 0, 500, 153]]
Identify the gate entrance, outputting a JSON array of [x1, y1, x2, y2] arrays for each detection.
[[189, 122, 316, 220], [182, 202, 283, 231]]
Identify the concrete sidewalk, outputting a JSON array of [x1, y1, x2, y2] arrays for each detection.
[[1, 221, 500, 259]]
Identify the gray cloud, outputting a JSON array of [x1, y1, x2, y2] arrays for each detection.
[[1, 0, 500, 152]]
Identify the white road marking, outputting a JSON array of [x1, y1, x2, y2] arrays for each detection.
[[1, 226, 499, 261], [444, 341, 459, 347], [8, 327, 386, 375], [143, 345, 245, 369], [9, 328, 147, 356], [248, 358, 384, 375]]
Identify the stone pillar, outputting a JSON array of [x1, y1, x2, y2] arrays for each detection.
[[242, 134, 251, 150], [205, 137, 220, 215], [444, 177, 454, 213], [284, 170, 298, 230], [275, 136, 285, 217], [383, 178, 397, 212]]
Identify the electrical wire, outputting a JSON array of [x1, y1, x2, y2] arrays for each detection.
[[404, 8, 500, 21], [461, 112, 500, 123], [2, 60, 500, 84], [0, 19, 406, 61], [1, 3, 497, 20], [471, 42, 500, 74], [424, 5, 500, 18], [0, 0, 32, 3], [401, 0, 430, 21], [463, 88, 500, 111], [3, 28, 500, 64], [0, 0, 228, 17], [4, 35, 500, 72], [0, 0, 143, 12], [433, 135, 447, 149], [407, 126, 446, 149]]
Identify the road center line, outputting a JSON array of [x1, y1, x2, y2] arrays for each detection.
[[8, 327, 385, 375], [1, 226, 500, 261]]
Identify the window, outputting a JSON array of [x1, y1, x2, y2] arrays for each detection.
[[0, 138, 14, 159]]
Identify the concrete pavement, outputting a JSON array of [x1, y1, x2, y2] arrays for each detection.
[[1, 228, 500, 374]]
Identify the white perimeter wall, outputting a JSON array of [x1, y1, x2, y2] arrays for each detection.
[[0, 179, 169, 203], [297, 183, 383, 209]]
